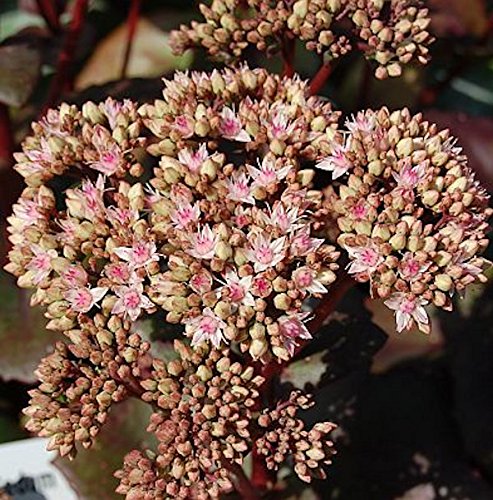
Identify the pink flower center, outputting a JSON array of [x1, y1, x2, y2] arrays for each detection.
[[258, 168, 276, 185], [108, 264, 129, 281], [190, 273, 211, 293], [361, 248, 380, 267], [175, 206, 195, 226], [253, 277, 270, 295], [73, 289, 92, 309], [32, 254, 51, 271], [400, 299, 416, 314], [352, 204, 367, 219], [255, 244, 274, 265], [196, 235, 214, 254], [133, 244, 151, 265], [221, 118, 240, 137], [280, 319, 301, 339], [200, 316, 219, 334], [294, 233, 310, 252], [189, 152, 203, 172], [174, 116, 192, 135], [228, 283, 245, 302], [403, 259, 420, 276], [295, 270, 313, 288], [235, 214, 249, 227], [123, 290, 141, 309]]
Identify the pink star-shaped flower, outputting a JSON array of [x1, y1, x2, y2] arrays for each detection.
[[187, 308, 227, 348], [65, 286, 108, 313], [385, 293, 429, 333]]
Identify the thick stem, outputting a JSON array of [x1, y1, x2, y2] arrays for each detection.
[[220, 456, 260, 500], [35, 0, 61, 33], [356, 62, 372, 109], [120, 0, 141, 79], [251, 446, 275, 491], [281, 36, 295, 78], [44, 0, 88, 111], [309, 61, 332, 95]]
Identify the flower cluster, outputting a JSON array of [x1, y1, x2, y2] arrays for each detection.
[[256, 390, 336, 482], [6, 67, 340, 362], [115, 341, 336, 498], [6, 68, 342, 496], [320, 108, 492, 332], [23, 310, 156, 458], [170, 0, 432, 79], [138, 67, 342, 360], [6, 58, 491, 499], [116, 341, 262, 499]]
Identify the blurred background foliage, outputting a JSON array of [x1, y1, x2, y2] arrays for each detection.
[[1, 1, 493, 498]]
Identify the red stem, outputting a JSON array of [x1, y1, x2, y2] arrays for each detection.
[[309, 61, 332, 95], [120, 0, 141, 79], [44, 0, 88, 111], [35, 0, 61, 33], [356, 62, 372, 109], [251, 446, 275, 491], [220, 457, 259, 500], [281, 36, 295, 78]]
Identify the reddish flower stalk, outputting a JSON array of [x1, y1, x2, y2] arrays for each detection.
[[221, 456, 260, 500], [120, 0, 141, 79], [309, 61, 332, 95], [252, 447, 276, 491], [35, 0, 61, 33], [44, 0, 88, 111], [281, 36, 295, 78]]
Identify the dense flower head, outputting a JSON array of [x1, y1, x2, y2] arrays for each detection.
[[321, 107, 492, 332], [115, 341, 336, 498], [170, 0, 433, 79], [116, 340, 263, 499], [139, 67, 343, 361], [6, 67, 340, 362]]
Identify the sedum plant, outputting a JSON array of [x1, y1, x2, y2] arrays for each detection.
[[3, 1, 491, 499]]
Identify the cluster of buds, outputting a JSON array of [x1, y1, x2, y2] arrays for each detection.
[[23, 314, 154, 459], [116, 341, 262, 498], [170, 0, 432, 79], [6, 67, 341, 362], [23, 340, 125, 458], [6, 67, 341, 497], [115, 341, 336, 498], [320, 108, 491, 332], [256, 390, 336, 482]]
